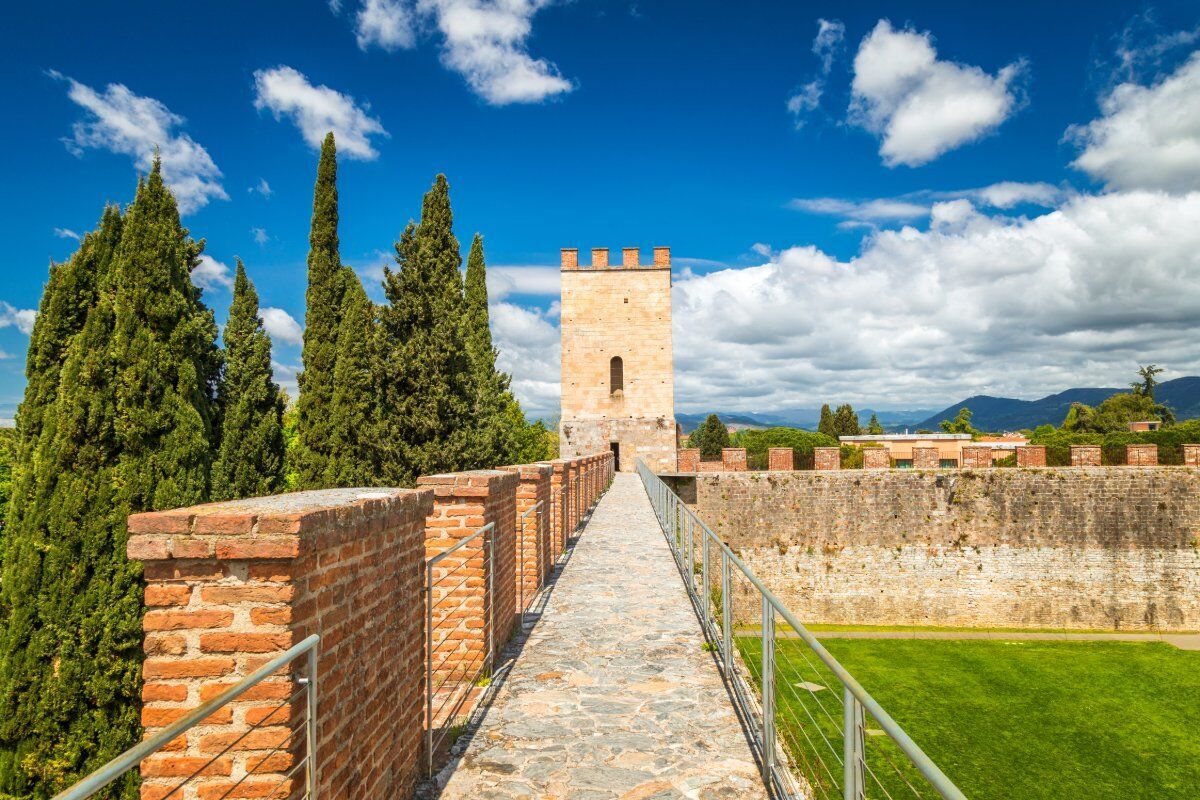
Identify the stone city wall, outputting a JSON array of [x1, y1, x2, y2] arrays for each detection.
[[688, 468, 1200, 631]]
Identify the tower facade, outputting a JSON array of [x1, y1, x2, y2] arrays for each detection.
[[559, 246, 676, 472]]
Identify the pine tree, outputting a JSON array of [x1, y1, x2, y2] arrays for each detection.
[[211, 261, 286, 501], [817, 404, 835, 437], [375, 175, 473, 485], [867, 413, 884, 435], [324, 272, 377, 486], [462, 233, 517, 467], [832, 404, 861, 437], [0, 160, 218, 796], [294, 132, 346, 489], [688, 413, 730, 459]]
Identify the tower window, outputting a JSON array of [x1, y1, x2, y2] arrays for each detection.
[[610, 356, 624, 395]]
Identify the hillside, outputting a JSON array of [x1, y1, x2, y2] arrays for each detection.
[[916, 377, 1200, 431]]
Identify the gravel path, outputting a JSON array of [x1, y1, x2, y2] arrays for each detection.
[[434, 473, 768, 800]]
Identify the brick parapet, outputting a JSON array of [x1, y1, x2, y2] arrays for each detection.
[[721, 448, 748, 472], [1126, 444, 1158, 466], [912, 447, 939, 469], [1071, 445, 1102, 467], [767, 448, 794, 471], [417, 470, 519, 668], [677, 448, 700, 472], [814, 447, 841, 471], [961, 446, 993, 468], [863, 448, 890, 469], [1185, 444, 1200, 467], [500, 464, 553, 613], [1017, 445, 1047, 467], [128, 487, 433, 800]]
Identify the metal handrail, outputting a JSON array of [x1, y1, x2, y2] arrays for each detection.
[[636, 460, 966, 800], [518, 500, 544, 621], [55, 634, 321, 800]]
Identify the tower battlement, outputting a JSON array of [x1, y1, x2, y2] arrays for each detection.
[[560, 246, 671, 270]]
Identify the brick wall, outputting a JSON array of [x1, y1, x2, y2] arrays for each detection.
[[544, 460, 568, 557], [813, 447, 841, 471], [721, 448, 747, 471], [961, 445, 993, 468], [688, 469, 1200, 630], [698, 461, 723, 472], [912, 447, 939, 469], [1186, 444, 1200, 467], [501, 464, 552, 614], [768, 448, 794, 471], [677, 448, 700, 472], [1127, 444, 1158, 466], [1017, 445, 1047, 467], [418, 470, 519, 682], [129, 487, 433, 800], [863, 448, 889, 469], [1072, 445, 1101, 466]]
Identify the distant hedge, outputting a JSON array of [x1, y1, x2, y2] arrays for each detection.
[[1029, 419, 1200, 465], [731, 428, 838, 469]]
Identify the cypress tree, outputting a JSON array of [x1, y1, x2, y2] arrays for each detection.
[[462, 233, 516, 467], [324, 272, 377, 487], [832, 404, 861, 437], [375, 175, 473, 485], [211, 261, 286, 501], [0, 160, 218, 797], [817, 404, 835, 437], [688, 413, 730, 459], [294, 132, 346, 489]]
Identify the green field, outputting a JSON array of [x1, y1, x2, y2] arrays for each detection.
[[737, 637, 1200, 799]]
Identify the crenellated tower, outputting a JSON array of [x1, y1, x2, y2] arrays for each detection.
[[558, 246, 676, 471]]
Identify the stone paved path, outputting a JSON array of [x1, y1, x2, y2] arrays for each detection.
[[434, 473, 768, 800]]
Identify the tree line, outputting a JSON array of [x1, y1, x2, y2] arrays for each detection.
[[0, 133, 550, 798]]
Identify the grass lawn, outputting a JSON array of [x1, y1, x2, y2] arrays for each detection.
[[737, 637, 1200, 799]]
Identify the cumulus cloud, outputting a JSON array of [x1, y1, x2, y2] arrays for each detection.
[[249, 178, 272, 197], [491, 300, 560, 418], [52, 72, 227, 214], [261, 307, 304, 346], [486, 265, 560, 300], [192, 254, 234, 292], [351, 0, 572, 105], [671, 191, 1200, 411], [253, 66, 388, 160], [849, 20, 1026, 167], [272, 359, 300, 400], [787, 18, 845, 127], [1067, 51, 1200, 193], [0, 302, 37, 335], [54, 227, 80, 240], [356, 0, 416, 50], [791, 182, 1066, 224]]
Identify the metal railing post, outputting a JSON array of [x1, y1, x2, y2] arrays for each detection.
[[722, 550, 732, 673], [487, 533, 495, 673], [306, 644, 319, 799], [701, 529, 710, 624], [762, 596, 776, 780], [844, 688, 865, 800], [425, 565, 434, 776]]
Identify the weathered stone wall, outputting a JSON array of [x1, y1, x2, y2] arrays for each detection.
[[690, 468, 1200, 631]]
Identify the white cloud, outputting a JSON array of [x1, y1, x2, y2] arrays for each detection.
[[486, 265, 560, 299], [251, 227, 270, 245], [249, 178, 272, 197], [252, 66, 388, 160], [352, 0, 572, 105], [356, 0, 416, 51], [849, 20, 1026, 167], [261, 307, 304, 346], [272, 359, 300, 400], [54, 227, 80, 240], [491, 300, 560, 418], [52, 72, 227, 214], [671, 190, 1200, 412], [1067, 51, 1200, 193], [0, 302, 37, 335], [193, 254, 234, 292], [791, 182, 1066, 224], [787, 18, 844, 127]]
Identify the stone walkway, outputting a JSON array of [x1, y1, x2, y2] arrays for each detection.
[[434, 473, 768, 800]]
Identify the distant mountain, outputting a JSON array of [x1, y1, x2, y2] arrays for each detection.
[[916, 377, 1200, 432]]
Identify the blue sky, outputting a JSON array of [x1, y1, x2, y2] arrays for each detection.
[[3, 1, 1200, 419]]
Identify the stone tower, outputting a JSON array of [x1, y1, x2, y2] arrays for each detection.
[[559, 246, 676, 472]]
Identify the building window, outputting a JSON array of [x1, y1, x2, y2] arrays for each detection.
[[940, 459, 958, 468], [610, 356, 624, 395]]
